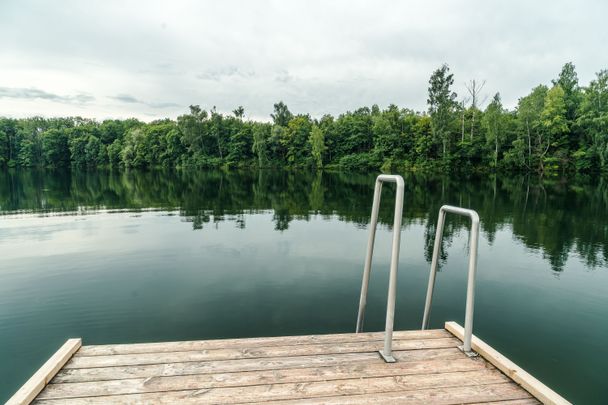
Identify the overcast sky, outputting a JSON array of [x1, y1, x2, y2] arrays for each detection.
[[1, 0, 607, 122]]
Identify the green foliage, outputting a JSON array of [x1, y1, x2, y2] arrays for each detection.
[[252, 123, 270, 166], [309, 125, 326, 167], [516, 85, 547, 170], [541, 85, 569, 170], [1, 63, 607, 173], [271, 101, 293, 126], [42, 129, 70, 168], [428, 64, 457, 159], [338, 152, 378, 170], [482, 93, 505, 168], [578, 70, 608, 170]]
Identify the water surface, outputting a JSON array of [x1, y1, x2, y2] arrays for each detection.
[[1, 169, 607, 403]]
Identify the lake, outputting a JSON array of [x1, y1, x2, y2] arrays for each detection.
[[0, 169, 607, 403]]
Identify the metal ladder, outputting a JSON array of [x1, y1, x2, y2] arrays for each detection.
[[356, 175, 481, 362], [355, 174, 404, 363], [422, 205, 480, 356]]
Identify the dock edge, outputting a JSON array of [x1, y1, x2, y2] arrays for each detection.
[[445, 321, 571, 405], [6, 338, 82, 405]]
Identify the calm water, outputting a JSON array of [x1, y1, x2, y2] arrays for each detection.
[[1, 169, 607, 403]]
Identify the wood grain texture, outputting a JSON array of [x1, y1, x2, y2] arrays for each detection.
[[63, 337, 461, 369], [40, 357, 489, 399], [34, 370, 515, 404], [445, 321, 571, 405], [468, 400, 541, 405], [53, 348, 464, 383], [25, 327, 557, 404], [6, 338, 81, 405], [245, 383, 535, 405], [77, 329, 450, 356]]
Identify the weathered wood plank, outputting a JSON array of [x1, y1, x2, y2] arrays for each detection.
[[6, 338, 81, 405], [445, 322, 571, 405], [33, 370, 512, 404], [468, 400, 541, 405], [248, 383, 534, 405], [40, 357, 489, 399], [77, 329, 450, 356], [53, 348, 464, 383], [63, 337, 460, 369]]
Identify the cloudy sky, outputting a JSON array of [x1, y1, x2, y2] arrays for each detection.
[[1, 0, 607, 121]]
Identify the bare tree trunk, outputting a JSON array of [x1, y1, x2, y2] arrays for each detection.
[[217, 135, 223, 159], [465, 79, 486, 141], [471, 111, 475, 141], [461, 111, 465, 142], [495, 136, 498, 168], [526, 119, 531, 168]]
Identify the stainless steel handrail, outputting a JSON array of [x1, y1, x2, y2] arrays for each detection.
[[355, 174, 404, 363], [421, 205, 480, 355]]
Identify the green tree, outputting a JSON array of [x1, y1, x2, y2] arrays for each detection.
[[107, 139, 123, 167], [0, 118, 18, 166], [309, 125, 326, 167], [233, 106, 245, 119], [428, 64, 457, 160], [161, 128, 185, 167], [252, 123, 270, 166], [120, 128, 148, 168], [553, 62, 581, 122], [578, 70, 608, 170], [177, 105, 208, 159], [41, 129, 70, 168], [270, 101, 293, 127], [516, 85, 547, 169], [540, 85, 569, 170], [283, 115, 312, 164], [482, 93, 505, 168]]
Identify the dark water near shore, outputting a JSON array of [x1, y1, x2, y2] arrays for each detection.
[[1, 169, 607, 403]]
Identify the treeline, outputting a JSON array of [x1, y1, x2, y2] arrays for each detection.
[[1, 62, 607, 173]]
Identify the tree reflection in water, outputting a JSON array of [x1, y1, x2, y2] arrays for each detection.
[[1, 169, 606, 272]]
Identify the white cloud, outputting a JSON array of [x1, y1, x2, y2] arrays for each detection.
[[0, 0, 606, 121]]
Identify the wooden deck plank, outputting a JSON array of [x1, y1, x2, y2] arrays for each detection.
[[77, 329, 450, 357], [40, 357, 489, 399], [246, 383, 534, 405], [445, 322, 571, 405], [33, 370, 514, 404], [63, 337, 461, 369], [6, 339, 81, 405], [24, 325, 566, 404], [53, 348, 464, 383], [468, 400, 541, 405]]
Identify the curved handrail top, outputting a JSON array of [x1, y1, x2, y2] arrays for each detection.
[[439, 205, 480, 223], [376, 174, 405, 187]]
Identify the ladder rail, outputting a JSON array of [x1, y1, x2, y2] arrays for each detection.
[[421, 204, 480, 354], [355, 174, 404, 363]]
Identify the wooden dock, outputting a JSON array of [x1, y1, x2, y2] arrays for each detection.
[[8, 322, 570, 405]]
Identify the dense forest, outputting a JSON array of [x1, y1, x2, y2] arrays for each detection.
[[1, 63, 607, 173]]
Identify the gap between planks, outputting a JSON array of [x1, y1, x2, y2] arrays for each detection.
[[40, 356, 492, 399], [240, 383, 537, 405], [63, 337, 462, 369], [75, 329, 450, 357], [34, 373, 532, 404], [53, 347, 465, 384]]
